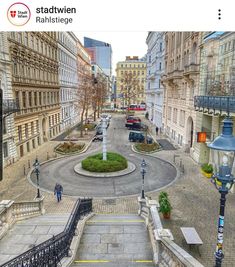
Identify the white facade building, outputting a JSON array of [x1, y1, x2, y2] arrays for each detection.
[[0, 32, 18, 166], [146, 32, 165, 129], [58, 32, 79, 131]]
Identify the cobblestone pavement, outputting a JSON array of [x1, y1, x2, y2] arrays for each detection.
[[1, 113, 235, 266]]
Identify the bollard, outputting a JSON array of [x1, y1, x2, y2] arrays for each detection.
[[28, 160, 30, 169], [23, 165, 26, 175], [181, 164, 185, 173]]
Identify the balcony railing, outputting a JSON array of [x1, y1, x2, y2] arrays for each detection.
[[2, 99, 20, 117], [194, 96, 235, 114]]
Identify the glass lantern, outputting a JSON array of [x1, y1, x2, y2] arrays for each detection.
[[208, 117, 235, 192]]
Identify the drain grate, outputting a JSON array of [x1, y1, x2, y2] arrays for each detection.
[[103, 199, 116, 205]]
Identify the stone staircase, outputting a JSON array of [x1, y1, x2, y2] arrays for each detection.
[[71, 214, 154, 267], [0, 213, 70, 265]]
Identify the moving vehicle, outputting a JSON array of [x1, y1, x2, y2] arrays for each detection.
[[128, 103, 146, 111], [128, 131, 153, 144]]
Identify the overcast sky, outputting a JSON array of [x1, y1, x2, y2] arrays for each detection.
[[75, 31, 148, 75]]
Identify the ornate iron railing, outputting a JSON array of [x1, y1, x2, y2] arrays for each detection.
[[194, 96, 235, 115], [2, 99, 20, 117], [1, 198, 92, 267]]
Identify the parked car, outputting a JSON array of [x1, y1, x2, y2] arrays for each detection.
[[93, 135, 103, 142], [128, 131, 153, 144], [125, 116, 141, 127], [127, 122, 148, 131]]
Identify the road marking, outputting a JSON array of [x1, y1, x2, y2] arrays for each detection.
[[135, 260, 153, 263], [74, 260, 109, 263]]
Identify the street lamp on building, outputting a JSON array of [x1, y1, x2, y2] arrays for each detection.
[[140, 159, 147, 199], [33, 158, 41, 198], [207, 117, 235, 267]]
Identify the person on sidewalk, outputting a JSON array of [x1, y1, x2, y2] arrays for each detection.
[[54, 183, 63, 202], [155, 126, 159, 136]]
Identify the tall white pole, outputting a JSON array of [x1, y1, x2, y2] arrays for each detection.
[[102, 118, 107, 160]]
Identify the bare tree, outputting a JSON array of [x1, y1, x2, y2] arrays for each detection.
[[92, 73, 108, 120], [76, 65, 93, 137], [121, 72, 141, 109]]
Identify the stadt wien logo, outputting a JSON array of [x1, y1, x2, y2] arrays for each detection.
[[7, 2, 31, 26]]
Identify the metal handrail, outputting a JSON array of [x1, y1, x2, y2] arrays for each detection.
[[194, 96, 235, 114], [1, 198, 92, 267]]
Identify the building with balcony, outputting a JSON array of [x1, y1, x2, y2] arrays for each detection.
[[192, 32, 235, 163], [146, 32, 165, 128], [161, 32, 202, 151], [57, 32, 79, 131], [116, 56, 147, 108], [8, 32, 60, 158], [0, 32, 18, 166]]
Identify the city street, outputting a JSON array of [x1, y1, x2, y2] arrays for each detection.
[[30, 114, 177, 197]]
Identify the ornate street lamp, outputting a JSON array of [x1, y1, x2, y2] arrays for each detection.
[[33, 158, 41, 198], [141, 159, 147, 199], [207, 117, 235, 267]]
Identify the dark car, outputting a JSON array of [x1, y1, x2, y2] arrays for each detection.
[[128, 131, 153, 144], [93, 135, 103, 142], [128, 122, 148, 131]]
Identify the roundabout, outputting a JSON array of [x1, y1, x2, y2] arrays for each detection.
[[29, 115, 178, 198]]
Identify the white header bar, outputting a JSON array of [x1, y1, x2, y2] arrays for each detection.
[[0, 0, 234, 31]]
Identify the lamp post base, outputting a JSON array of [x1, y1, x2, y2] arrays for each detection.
[[141, 190, 145, 199], [37, 188, 41, 199]]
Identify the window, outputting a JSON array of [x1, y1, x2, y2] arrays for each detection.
[[28, 92, 32, 106], [31, 122, 34, 135], [25, 124, 28, 139], [36, 120, 39, 132], [180, 110, 185, 127], [3, 142, 8, 158], [32, 139, 35, 149], [22, 92, 26, 108], [18, 126, 22, 141], [27, 142, 30, 152], [39, 92, 42, 105], [3, 117, 7, 134], [173, 108, 177, 123]]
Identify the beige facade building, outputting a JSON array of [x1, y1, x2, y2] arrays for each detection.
[[161, 32, 202, 152], [8, 32, 60, 157], [116, 56, 146, 108], [192, 32, 235, 164]]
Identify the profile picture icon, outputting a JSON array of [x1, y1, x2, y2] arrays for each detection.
[[7, 2, 31, 26]]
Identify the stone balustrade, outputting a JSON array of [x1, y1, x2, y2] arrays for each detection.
[[138, 197, 204, 267], [0, 197, 45, 240]]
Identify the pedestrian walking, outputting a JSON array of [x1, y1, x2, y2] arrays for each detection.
[[156, 126, 159, 136], [54, 183, 63, 202]]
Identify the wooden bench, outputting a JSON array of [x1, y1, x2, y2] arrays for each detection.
[[180, 227, 203, 255]]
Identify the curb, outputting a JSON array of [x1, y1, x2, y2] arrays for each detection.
[[74, 161, 136, 178]]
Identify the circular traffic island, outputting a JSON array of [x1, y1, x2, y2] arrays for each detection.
[[82, 152, 128, 172]]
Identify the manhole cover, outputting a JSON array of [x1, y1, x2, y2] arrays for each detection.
[[103, 199, 116, 205]]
